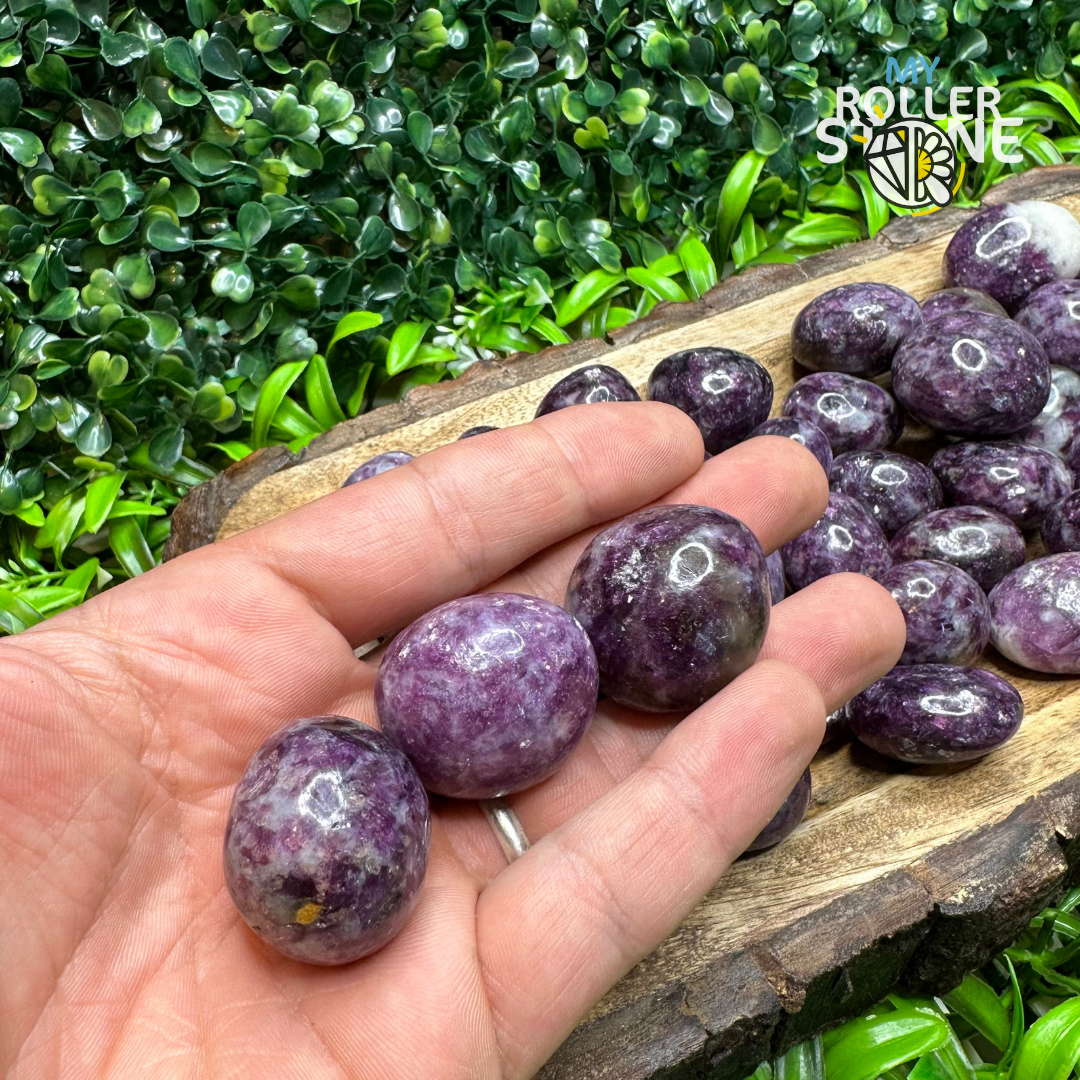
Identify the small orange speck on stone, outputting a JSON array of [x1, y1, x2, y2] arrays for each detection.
[[295, 902, 322, 925]]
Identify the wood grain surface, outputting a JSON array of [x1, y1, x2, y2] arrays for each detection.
[[166, 165, 1080, 1080]]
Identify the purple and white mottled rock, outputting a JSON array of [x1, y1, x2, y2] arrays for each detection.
[[989, 553, 1080, 673], [647, 348, 773, 455], [922, 287, 1007, 322], [930, 441, 1073, 531], [223, 717, 430, 966], [748, 416, 833, 474], [890, 505, 1026, 594], [459, 425, 498, 439], [535, 365, 640, 417], [829, 450, 943, 538], [565, 505, 770, 713], [1041, 491, 1080, 553], [782, 491, 892, 591], [1012, 366, 1080, 457], [791, 283, 922, 377], [891, 312, 1051, 438], [849, 664, 1023, 764], [942, 200, 1080, 314], [1014, 280, 1080, 373], [880, 560, 991, 665], [781, 372, 903, 455], [823, 702, 851, 745], [342, 450, 414, 486], [767, 549, 786, 604], [376, 593, 598, 799], [745, 768, 811, 853]]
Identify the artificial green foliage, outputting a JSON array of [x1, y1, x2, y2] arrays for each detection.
[[1, 0, 1080, 620]]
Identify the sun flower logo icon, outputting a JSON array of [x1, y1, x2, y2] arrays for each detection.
[[864, 119, 958, 211]]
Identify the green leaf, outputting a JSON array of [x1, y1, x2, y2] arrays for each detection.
[[555, 269, 625, 327], [752, 114, 785, 155], [84, 471, 125, 533], [408, 111, 434, 154], [678, 236, 717, 299], [822, 1011, 950, 1080], [63, 558, 99, 602], [80, 99, 123, 141], [497, 46, 539, 79], [109, 517, 155, 577], [201, 34, 243, 79], [164, 37, 202, 85], [209, 441, 253, 461], [714, 149, 766, 268], [0, 128, 43, 167], [99, 28, 149, 66], [942, 975, 1010, 1051], [36, 493, 86, 564], [75, 411, 112, 457], [238, 201, 271, 248], [784, 214, 863, 246], [627, 267, 689, 303], [775, 1036, 823, 1080], [385, 320, 432, 376], [147, 219, 193, 251], [326, 310, 382, 355], [304, 352, 346, 429], [38, 287, 79, 321], [252, 359, 308, 447], [1013, 996, 1080, 1080], [849, 169, 890, 238], [0, 587, 44, 632]]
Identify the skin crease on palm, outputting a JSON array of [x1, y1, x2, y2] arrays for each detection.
[[0, 402, 905, 1080]]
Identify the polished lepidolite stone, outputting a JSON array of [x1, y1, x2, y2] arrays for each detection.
[[535, 365, 640, 416], [748, 416, 833, 474], [823, 702, 851, 745], [880, 559, 991, 665], [767, 549, 786, 604], [647, 348, 773, 455], [745, 767, 811, 853], [829, 450, 943, 538], [890, 505, 1026, 593], [922, 287, 1007, 322], [929, 441, 1074, 531], [781, 372, 903, 455], [1014, 280, 1080, 372], [989, 553, 1080, 673], [891, 312, 1051, 438], [1012, 366, 1080, 457], [781, 491, 892, 590], [223, 717, 430, 966], [565, 504, 770, 712], [1041, 491, 1080, 553], [792, 282, 921, 377], [943, 200, 1080, 314], [342, 450, 414, 486], [459, 425, 498, 439], [849, 664, 1023, 764], [376, 593, 597, 799]]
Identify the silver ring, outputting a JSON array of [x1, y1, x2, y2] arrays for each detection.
[[481, 798, 530, 862]]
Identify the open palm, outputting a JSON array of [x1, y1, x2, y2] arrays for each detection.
[[0, 403, 903, 1080]]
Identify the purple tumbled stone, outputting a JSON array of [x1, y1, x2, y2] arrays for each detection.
[[223, 717, 430, 966], [892, 312, 1051, 438], [1041, 491, 1080, 553], [767, 549, 786, 604], [792, 282, 921, 377], [1014, 280, 1080, 372], [782, 372, 903, 455], [849, 664, 1023, 764], [942, 200, 1080, 314], [342, 450, 414, 486], [823, 702, 851, 745], [459, 425, 498, 439], [745, 768, 811, 853], [376, 593, 597, 799], [535, 365, 640, 416], [922, 287, 1007, 322], [1012, 366, 1080, 457], [989, 553, 1080, 673], [781, 491, 892, 591], [929, 441, 1074, 531], [565, 505, 770, 713], [829, 450, 943, 538], [880, 559, 990, 665], [647, 347, 773, 455], [748, 416, 833, 474], [890, 506, 1026, 594]]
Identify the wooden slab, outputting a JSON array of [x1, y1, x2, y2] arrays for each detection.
[[167, 165, 1080, 1079]]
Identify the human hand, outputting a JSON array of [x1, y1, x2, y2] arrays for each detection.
[[0, 402, 904, 1078]]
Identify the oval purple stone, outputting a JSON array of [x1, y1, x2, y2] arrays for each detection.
[[343, 450, 414, 486], [566, 505, 770, 713], [1012, 366, 1080, 457], [745, 768, 811, 853], [376, 593, 598, 799], [1014, 280, 1080, 373], [748, 416, 833, 474], [782, 372, 903, 455], [782, 491, 892, 591], [535, 365, 639, 416], [849, 664, 1023, 764], [223, 716, 430, 966], [1041, 491, 1080, 553], [890, 505, 1026, 594], [829, 450, 943, 538], [989, 553, 1080, 673], [792, 282, 921, 377], [922, 287, 1007, 322], [880, 559, 990, 665], [767, 549, 786, 605]]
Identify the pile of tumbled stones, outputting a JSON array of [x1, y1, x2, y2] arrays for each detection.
[[223, 198, 1080, 967]]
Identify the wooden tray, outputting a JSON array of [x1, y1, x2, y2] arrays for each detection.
[[167, 165, 1080, 1080]]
